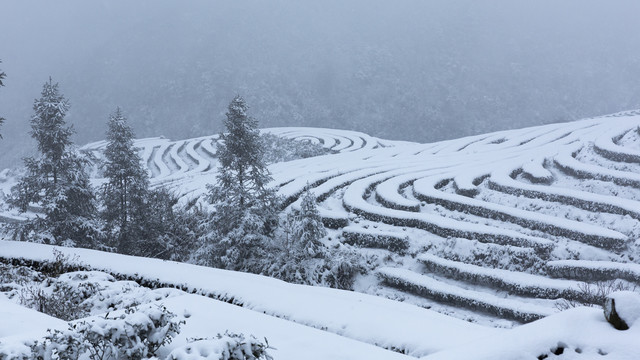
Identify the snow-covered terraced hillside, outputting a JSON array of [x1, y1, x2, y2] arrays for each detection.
[[3, 114, 640, 325], [77, 127, 400, 208]]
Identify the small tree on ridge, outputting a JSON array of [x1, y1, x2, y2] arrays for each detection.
[[101, 108, 150, 253], [293, 187, 326, 258]]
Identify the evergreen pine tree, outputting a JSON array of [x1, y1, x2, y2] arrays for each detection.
[[0, 60, 5, 137], [294, 187, 326, 257], [206, 96, 279, 269], [101, 108, 150, 254], [10, 79, 98, 246]]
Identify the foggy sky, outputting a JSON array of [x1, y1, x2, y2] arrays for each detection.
[[1, 0, 640, 168]]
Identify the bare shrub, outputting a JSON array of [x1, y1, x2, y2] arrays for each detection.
[[556, 280, 639, 310]]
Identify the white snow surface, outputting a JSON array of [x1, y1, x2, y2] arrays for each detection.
[[0, 241, 495, 357], [2, 242, 639, 359], [0, 299, 66, 338], [0, 299, 68, 358], [423, 307, 640, 360]]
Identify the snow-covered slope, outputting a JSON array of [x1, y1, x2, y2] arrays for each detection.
[[2, 113, 640, 325], [0, 241, 493, 358], [1, 241, 639, 359]]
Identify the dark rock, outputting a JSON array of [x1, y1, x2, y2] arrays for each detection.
[[604, 297, 629, 330], [604, 291, 640, 330]]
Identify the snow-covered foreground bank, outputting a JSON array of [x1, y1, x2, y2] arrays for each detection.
[[0, 295, 411, 360], [2, 241, 639, 359], [0, 241, 494, 357], [425, 307, 640, 360]]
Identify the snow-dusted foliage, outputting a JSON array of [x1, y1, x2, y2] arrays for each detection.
[[168, 332, 272, 360], [377, 267, 552, 323], [260, 132, 331, 164], [28, 305, 182, 360], [556, 280, 638, 311], [291, 188, 326, 258], [547, 260, 640, 283], [208, 96, 278, 234], [341, 226, 408, 253], [263, 246, 364, 290], [7, 79, 98, 247], [205, 96, 279, 270], [101, 108, 151, 254], [0, 259, 188, 360]]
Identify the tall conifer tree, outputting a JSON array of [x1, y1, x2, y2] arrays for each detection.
[[206, 96, 279, 269], [101, 108, 150, 253], [10, 79, 97, 246], [209, 96, 278, 234]]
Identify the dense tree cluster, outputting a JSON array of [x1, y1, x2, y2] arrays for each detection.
[[201, 97, 359, 287], [7, 80, 198, 260], [99, 109, 201, 259], [6, 82, 359, 289]]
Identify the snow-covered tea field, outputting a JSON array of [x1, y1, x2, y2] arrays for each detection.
[[2, 111, 640, 358], [75, 111, 640, 323]]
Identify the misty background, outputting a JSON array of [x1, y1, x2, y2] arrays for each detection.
[[1, 0, 639, 168]]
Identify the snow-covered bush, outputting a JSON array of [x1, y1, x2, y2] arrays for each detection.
[[342, 229, 409, 254], [169, 332, 272, 360], [377, 268, 547, 323], [263, 247, 365, 290], [320, 214, 349, 229], [29, 305, 183, 360], [282, 189, 327, 259], [323, 250, 364, 290], [547, 261, 640, 283], [15, 252, 98, 321], [42, 249, 82, 278], [18, 281, 95, 321], [429, 238, 544, 273], [261, 132, 330, 164], [30, 328, 84, 360], [0, 263, 44, 292]]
